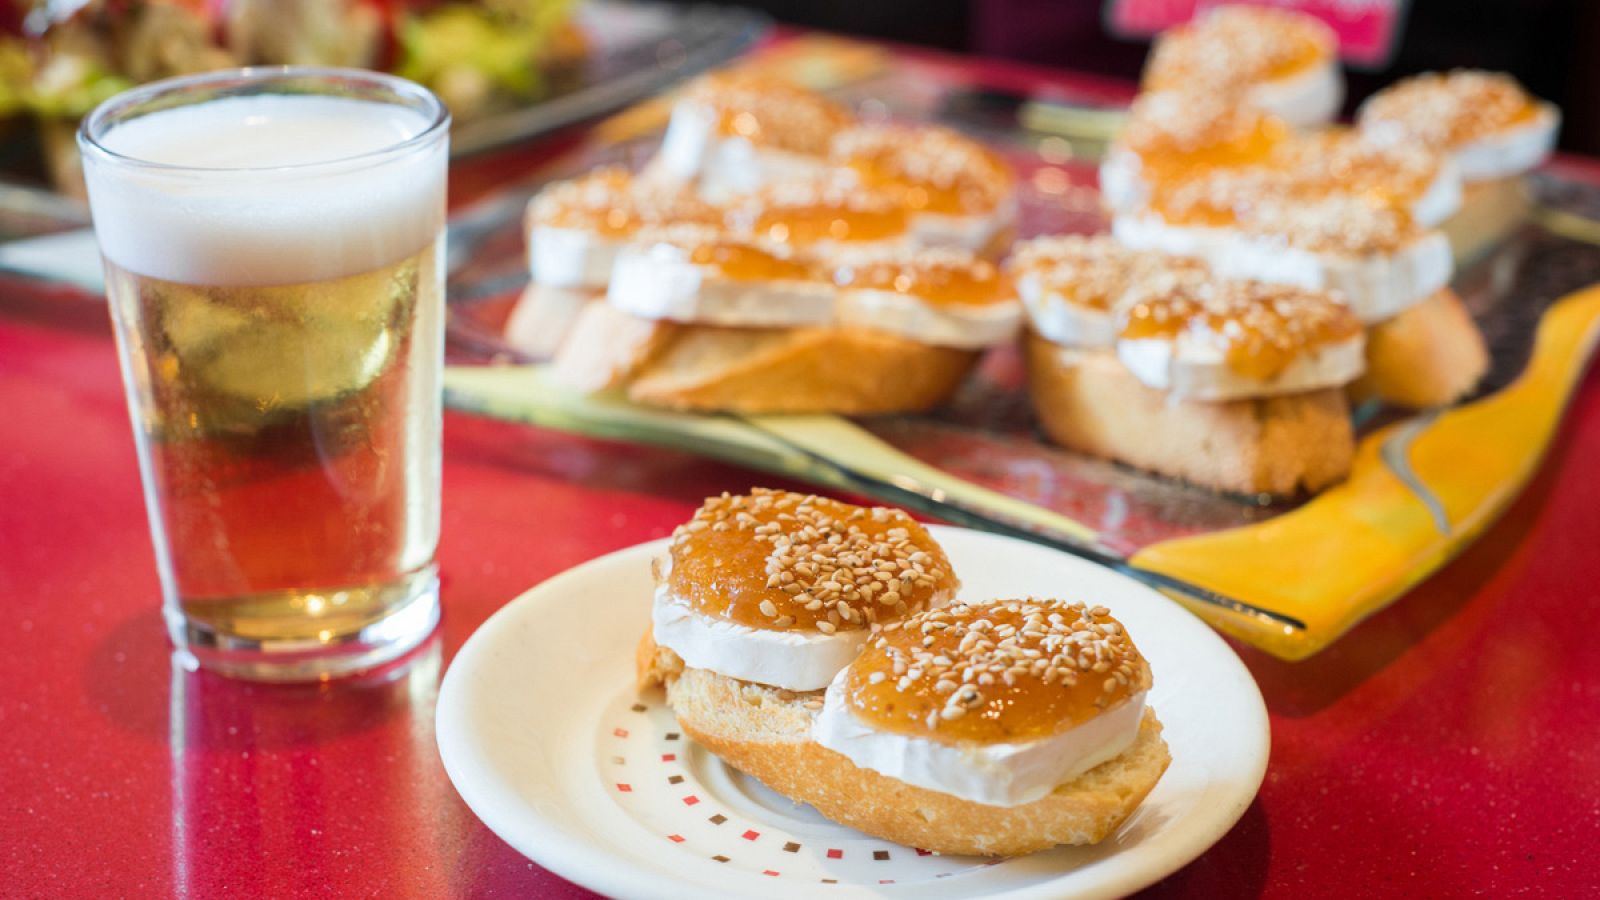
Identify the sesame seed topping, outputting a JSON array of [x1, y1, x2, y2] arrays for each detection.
[[666, 489, 957, 636], [681, 72, 855, 156], [1144, 6, 1335, 96], [1009, 235, 1210, 314], [830, 123, 1014, 214], [1120, 279, 1363, 381], [844, 598, 1151, 742], [1360, 70, 1545, 151], [528, 167, 721, 238]]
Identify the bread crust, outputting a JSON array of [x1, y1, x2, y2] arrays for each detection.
[[1025, 334, 1354, 496], [664, 664, 1170, 857], [551, 300, 682, 392], [636, 629, 682, 692], [625, 324, 978, 414], [1443, 177, 1530, 263], [1352, 288, 1489, 409]]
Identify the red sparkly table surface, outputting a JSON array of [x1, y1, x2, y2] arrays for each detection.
[[3, 42, 1599, 899]]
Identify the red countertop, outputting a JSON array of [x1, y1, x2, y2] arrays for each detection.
[[4, 44, 1600, 900]]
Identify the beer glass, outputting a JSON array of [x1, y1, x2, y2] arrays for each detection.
[[79, 68, 449, 680]]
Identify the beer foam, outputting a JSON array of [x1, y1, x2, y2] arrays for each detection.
[[83, 95, 446, 286]]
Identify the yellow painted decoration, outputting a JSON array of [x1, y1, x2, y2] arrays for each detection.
[[1131, 285, 1600, 659]]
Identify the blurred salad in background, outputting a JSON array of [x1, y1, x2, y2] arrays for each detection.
[[0, 0, 584, 193]]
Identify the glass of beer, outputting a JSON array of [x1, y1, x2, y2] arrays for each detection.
[[79, 68, 449, 681]]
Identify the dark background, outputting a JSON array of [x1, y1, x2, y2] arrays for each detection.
[[692, 0, 1600, 155]]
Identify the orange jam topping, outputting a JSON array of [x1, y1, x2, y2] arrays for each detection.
[[844, 599, 1151, 744], [1235, 195, 1420, 254], [1009, 236, 1210, 311], [1119, 91, 1289, 189], [1359, 70, 1544, 149], [1147, 166, 1302, 228], [664, 489, 959, 633], [1273, 130, 1443, 204], [737, 175, 911, 246], [1143, 5, 1334, 91], [684, 72, 855, 156], [831, 124, 1014, 216], [636, 225, 817, 282], [1121, 280, 1363, 381], [834, 248, 1014, 306], [530, 167, 721, 237], [688, 241, 815, 282]]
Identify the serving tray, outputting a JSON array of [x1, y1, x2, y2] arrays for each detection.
[[441, 43, 1600, 659]]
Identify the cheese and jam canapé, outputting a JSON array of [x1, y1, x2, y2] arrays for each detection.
[[813, 599, 1153, 806], [651, 490, 959, 692]]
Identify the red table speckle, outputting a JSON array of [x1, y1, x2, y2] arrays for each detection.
[[4, 44, 1600, 898]]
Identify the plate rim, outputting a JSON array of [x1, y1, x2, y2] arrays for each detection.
[[437, 526, 1271, 899]]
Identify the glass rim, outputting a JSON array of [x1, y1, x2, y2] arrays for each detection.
[[77, 65, 451, 175]]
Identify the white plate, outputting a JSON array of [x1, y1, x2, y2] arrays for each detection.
[[437, 527, 1269, 899]]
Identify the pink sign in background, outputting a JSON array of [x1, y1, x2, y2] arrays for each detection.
[[1105, 0, 1408, 68]]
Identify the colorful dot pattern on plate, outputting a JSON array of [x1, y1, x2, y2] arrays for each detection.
[[598, 694, 1008, 885]]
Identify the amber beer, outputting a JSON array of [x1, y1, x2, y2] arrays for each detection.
[[80, 69, 449, 679]]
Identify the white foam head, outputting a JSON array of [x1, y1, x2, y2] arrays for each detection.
[[82, 92, 447, 286]]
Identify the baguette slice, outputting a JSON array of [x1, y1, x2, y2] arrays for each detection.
[[1443, 177, 1530, 264], [645, 642, 1169, 857], [625, 324, 978, 414], [551, 300, 681, 392], [505, 283, 600, 360], [1025, 334, 1355, 496], [1352, 287, 1489, 408]]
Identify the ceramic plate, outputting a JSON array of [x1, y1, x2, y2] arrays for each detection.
[[437, 526, 1269, 899]]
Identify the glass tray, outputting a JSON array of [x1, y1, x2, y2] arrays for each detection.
[[440, 55, 1600, 659]]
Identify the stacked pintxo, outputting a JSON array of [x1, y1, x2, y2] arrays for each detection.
[[1359, 70, 1560, 250], [538, 74, 1024, 413], [1101, 6, 1522, 412], [638, 490, 1171, 856], [1141, 4, 1344, 128], [1014, 237, 1363, 496], [510, 18, 1556, 497]]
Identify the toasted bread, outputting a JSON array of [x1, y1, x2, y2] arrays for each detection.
[[654, 657, 1170, 857], [550, 300, 682, 392], [628, 325, 976, 414], [1025, 334, 1354, 496], [1353, 288, 1489, 408]]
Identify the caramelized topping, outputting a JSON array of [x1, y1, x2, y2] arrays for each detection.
[[1235, 195, 1420, 254], [1118, 91, 1289, 186], [633, 225, 817, 282], [1009, 236, 1209, 311], [682, 72, 855, 156], [1153, 130, 1446, 228], [530, 167, 721, 236], [1121, 280, 1363, 380], [1359, 70, 1544, 150], [688, 242, 815, 282], [1144, 5, 1335, 91], [664, 489, 958, 633], [733, 174, 911, 246], [1269, 130, 1445, 210], [834, 247, 1014, 306], [1148, 166, 1301, 228], [1149, 162, 1426, 253], [831, 124, 1015, 216], [844, 599, 1151, 744]]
